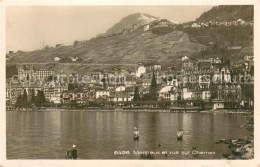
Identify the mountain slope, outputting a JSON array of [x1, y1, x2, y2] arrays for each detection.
[[7, 29, 205, 73], [197, 5, 253, 22], [98, 13, 159, 37]]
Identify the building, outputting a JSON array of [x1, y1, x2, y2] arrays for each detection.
[[159, 86, 174, 101], [115, 86, 126, 92], [124, 75, 137, 87], [181, 88, 193, 100], [209, 57, 221, 64], [212, 99, 224, 110], [244, 55, 254, 61], [237, 19, 246, 25], [227, 46, 242, 51], [54, 57, 60, 62], [202, 90, 211, 101], [95, 89, 110, 99], [182, 60, 194, 75], [197, 60, 212, 74], [145, 64, 161, 72], [159, 19, 169, 27], [136, 65, 146, 77], [216, 84, 242, 102], [182, 56, 189, 61], [170, 92, 179, 101], [133, 24, 137, 30], [61, 89, 89, 105], [70, 56, 79, 62], [109, 92, 132, 103], [36, 69, 55, 79], [17, 65, 34, 80], [18, 65, 55, 80], [191, 23, 201, 28], [144, 24, 150, 31], [212, 66, 231, 84]]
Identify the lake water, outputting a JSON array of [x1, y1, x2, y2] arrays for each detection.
[[6, 110, 252, 159]]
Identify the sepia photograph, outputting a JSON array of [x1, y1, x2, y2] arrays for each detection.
[[3, 3, 257, 164]]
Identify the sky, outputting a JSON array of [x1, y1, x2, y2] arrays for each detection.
[[6, 6, 213, 52]]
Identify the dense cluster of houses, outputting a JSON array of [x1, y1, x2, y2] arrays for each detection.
[[115, 18, 176, 35], [6, 52, 254, 110], [183, 19, 253, 28]]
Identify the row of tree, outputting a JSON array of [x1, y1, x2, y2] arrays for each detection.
[[15, 89, 47, 108]]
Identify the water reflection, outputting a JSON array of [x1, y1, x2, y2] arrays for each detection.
[[6, 111, 252, 159]]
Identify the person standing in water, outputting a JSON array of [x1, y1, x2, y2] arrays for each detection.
[[71, 144, 77, 159]]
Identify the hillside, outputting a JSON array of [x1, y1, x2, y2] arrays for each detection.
[[7, 29, 205, 74], [6, 7, 254, 75], [197, 5, 253, 22], [180, 5, 254, 64]]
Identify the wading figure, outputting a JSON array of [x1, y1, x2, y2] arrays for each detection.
[[133, 127, 139, 140], [66, 144, 77, 159], [177, 130, 183, 141]]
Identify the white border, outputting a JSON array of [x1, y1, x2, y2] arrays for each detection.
[[1, 0, 260, 167]]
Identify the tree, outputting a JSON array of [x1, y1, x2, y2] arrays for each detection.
[[15, 94, 22, 108], [35, 90, 46, 107], [201, 100, 205, 110], [43, 45, 50, 50], [133, 86, 140, 101], [6, 65, 18, 79], [48, 75, 54, 81], [22, 89, 28, 108], [101, 78, 107, 89], [149, 72, 157, 101], [68, 83, 78, 91], [242, 84, 254, 108], [74, 40, 79, 45], [30, 89, 35, 105], [250, 65, 254, 77], [209, 84, 217, 100], [26, 74, 30, 81]]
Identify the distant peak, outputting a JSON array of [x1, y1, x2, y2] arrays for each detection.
[[138, 13, 158, 24]]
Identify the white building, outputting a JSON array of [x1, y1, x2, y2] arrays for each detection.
[[115, 86, 126, 92], [50, 95, 61, 104], [54, 57, 60, 62], [237, 19, 246, 25], [144, 24, 150, 31], [136, 66, 146, 77], [182, 56, 189, 61], [159, 86, 174, 100], [96, 90, 110, 99], [212, 100, 224, 110], [191, 23, 201, 28], [70, 56, 79, 62], [182, 88, 193, 100]]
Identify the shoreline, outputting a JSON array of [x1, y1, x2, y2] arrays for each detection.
[[7, 108, 254, 113]]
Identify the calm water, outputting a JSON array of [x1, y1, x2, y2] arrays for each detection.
[[6, 110, 252, 159]]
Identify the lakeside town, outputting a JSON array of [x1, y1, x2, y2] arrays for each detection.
[[6, 51, 254, 111], [6, 14, 254, 112]]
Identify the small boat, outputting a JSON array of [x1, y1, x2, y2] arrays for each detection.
[[133, 127, 139, 140], [177, 130, 183, 140]]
